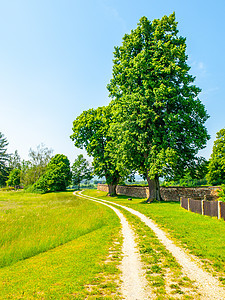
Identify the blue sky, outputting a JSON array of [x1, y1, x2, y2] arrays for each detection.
[[0, 0, 224, 164]]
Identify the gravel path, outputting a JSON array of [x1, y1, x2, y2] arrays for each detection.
[[81, 192, 225, 300], [75, 191, 151, 299]]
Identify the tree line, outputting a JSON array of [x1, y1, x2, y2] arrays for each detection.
[[0, 138, 93, 193]]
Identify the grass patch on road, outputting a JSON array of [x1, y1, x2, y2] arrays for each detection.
[[84, 190, 225, 283], [117, 207, 199, 299], [0, 191, 122, 299]]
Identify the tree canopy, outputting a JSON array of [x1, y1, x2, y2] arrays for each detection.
[[8, 150, 21, 170], [34, 154, 71, 193], [72, 154, 93, 189], [207, 128, 225, 185], [107, 13, 209, 201], [21, 144, 53, 187], [6, 169, 21, 188], [71, 106, 124, 195]]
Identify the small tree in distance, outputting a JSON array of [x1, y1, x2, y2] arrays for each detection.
[[72, 154, 93, 189], [0, 132, 10, 187], [34, 154, 71, 193], [207, 128, 225, 185], [6, 169, 21, 188], [21, 144, 53, 187], [8, 150, 21, 170]]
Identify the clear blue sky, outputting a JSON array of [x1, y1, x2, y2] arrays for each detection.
[[0, 0, 224, 163]]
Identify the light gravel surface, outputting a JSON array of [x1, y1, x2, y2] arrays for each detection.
[[81, 192, 225, 300], [75, 191, 151, 299]]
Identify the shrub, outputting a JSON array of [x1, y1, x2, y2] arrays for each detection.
[[33, 154, 71, 193], [218, 185, 225, 202], [6, 169, 21, 187]]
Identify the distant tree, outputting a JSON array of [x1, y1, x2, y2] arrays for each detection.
[[107, 13, 209, 201], [6, 169, 21, 188], [0, 132, 10, 187], [71, 106, 126, 196], [34, 154, 71, 193], [72, 154, 93, 189], [185, 157, 209, 180], [8, 150, 21, 170], [207, 128, 225, 185], [21, 144, 53, 187]]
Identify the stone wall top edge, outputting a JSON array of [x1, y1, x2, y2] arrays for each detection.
[[97, 184, 220, 189]]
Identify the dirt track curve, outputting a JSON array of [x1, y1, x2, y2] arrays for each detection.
[[75, 191, 225, 300]]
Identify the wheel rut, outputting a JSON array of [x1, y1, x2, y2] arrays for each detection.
[[75, 191, 225, 299], [75, 191, 151, 299]]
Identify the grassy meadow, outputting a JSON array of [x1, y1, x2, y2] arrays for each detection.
[[0, 190, 122, 299], [84, 189, 225, 284]]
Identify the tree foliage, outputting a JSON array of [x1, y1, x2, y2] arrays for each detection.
[[6, 169, 21, 187], [72, 154, 93, 189], [71, 106, 123, 195], [8, 150, 21, 170], [21, 144, 53, 187], [34, 154, 71, 193], [107, 13, 209, 201], [207, 128, 225, 185], [0, 132, 10, 187]]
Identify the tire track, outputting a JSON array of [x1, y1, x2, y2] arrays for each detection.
[[74, 191, 151, 299], [80, 192, 225, 300]]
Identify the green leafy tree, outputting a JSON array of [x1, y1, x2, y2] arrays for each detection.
[[107, 13, 209, 201], [163, 157, 208, 187], [6, 169, 21, 187], [207, 128, 225, 185], [72, 154, 93, 189], [34, 154, 71, 193], [71, 106, 124, 196], [21, 144, 53, 187], [0, 132, 10, 187]]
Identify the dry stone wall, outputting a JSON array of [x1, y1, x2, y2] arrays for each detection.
[[97, 184, 221, 202]]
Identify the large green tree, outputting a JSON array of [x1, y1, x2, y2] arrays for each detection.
[[72, 154, 93, 189], [0, 132, 10, 187], [107, 13, 209, 201], [207, 128, 225, 185], [71, 106, 123, 196]]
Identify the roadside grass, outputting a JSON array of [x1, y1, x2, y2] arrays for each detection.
[[0, 226, 122, 299], [0, 190, 122, 299], [84, 190, 225, 284]]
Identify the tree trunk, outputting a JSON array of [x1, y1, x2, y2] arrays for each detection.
[[108, 184, 117, 197], [146, 174, 163, 203]]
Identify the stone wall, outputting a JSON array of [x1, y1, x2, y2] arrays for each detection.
[[160, 186, 220, 201], [97, 184, 221, 202]]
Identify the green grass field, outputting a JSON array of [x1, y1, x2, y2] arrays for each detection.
[[84, 189, 225, 284], [2, 189, 225, 299], [0, 191, 121, 299]]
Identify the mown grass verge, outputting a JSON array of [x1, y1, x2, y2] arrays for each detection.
[[84, 190, 225, 285], [0, 191, 122, 299]]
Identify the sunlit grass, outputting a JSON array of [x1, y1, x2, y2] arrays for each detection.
[[0, 226, 121, 299], [84, 189, 225, 282], [0, 191, 115, 268], [0, 190, 122, 299]]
